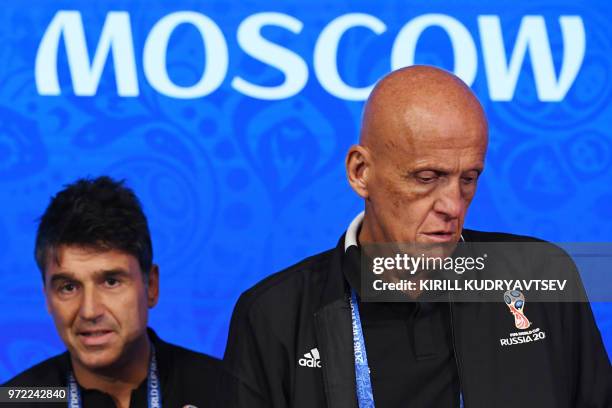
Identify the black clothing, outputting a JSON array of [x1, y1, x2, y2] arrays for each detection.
[[3, 328, 231, 407], [224, 229, 612, 408], [345, 245, 460, 407]]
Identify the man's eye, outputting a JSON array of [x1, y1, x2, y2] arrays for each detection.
[[59, 283, 76, 294], [461, 173, 480, 184], [105, 278, 120, 288], [415, 172, 438, 183]]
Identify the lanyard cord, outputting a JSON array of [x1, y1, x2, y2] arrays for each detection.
[[349, 289, 464, 408], [350, 290, 376, 408]]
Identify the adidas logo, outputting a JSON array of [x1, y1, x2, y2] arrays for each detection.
[[298, 348, 321, 368]]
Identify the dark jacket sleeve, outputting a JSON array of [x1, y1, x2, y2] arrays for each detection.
[[570, 300, 612, 407], [555, 246, 612, 406], [224, 290, 287, 408]]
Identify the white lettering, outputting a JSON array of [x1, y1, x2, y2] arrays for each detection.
[[35, 11, 584, 103], [232, 13, 307, 99], [314, 13, 386, 100], [36, 11, 138, 96], [479, 15, 585, 101], [143, 11, 228, 98], [391, 14, 477, 86]]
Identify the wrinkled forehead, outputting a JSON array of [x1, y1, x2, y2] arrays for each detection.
[[370, 101, 488, 163]]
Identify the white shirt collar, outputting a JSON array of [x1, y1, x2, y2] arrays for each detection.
[[343, 210, 466, 252], [344, 211, 364, 252]]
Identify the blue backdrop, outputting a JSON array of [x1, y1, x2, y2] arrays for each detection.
[[1, 0, 611, 381]]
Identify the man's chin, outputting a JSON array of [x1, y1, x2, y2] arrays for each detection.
[[72, 347, 124, 371], [418, 232, 460, 244], [413, 233, 458, 254], [66, 336, 125, 372]]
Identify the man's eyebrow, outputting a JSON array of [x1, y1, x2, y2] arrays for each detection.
[[95, 269, 131, 279], [466, 167, 484, 175], [408, 167, 451, 175], [49, 272, 76, 284], [48, 269, 131, 284], [410, 166, 484, 173]]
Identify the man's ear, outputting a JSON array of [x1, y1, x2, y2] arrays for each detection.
[[147, 265, 159, 308], [346, 144, 371, 199]]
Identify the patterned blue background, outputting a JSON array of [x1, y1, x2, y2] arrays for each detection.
[[1, 0, 610, 381]]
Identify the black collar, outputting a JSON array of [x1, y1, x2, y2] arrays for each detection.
[[63, 328, 169, 395], [317, 234, 352, 309]]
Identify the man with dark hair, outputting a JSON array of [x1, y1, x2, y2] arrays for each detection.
[[4, 176, 230, 407], [224, 66, 611, 407]]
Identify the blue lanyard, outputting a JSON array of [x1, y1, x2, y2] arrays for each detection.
[[349, 290, 464, 408], [350, 290, 376, 408], [67, 345, 161, 408]]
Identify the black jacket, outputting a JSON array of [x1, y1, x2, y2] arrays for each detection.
[[3, 328, 232, 407], [224, 229, 611, 408]]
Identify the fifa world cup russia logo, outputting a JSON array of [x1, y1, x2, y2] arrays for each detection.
[[504, 290, 531, 330]]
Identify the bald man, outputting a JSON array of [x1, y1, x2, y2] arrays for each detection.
[[224, 66, 611, 408]]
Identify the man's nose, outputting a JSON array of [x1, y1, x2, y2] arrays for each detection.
[[433, 179, 465, 219], [79, 285, 104, 321]]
